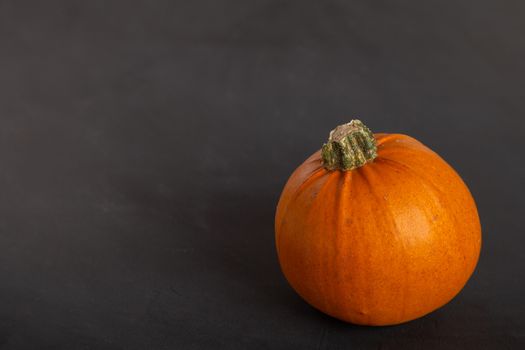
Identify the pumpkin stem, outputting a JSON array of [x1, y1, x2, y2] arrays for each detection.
[[321, 120, 377, 171]]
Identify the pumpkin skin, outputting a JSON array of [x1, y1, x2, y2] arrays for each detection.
[[275, 132, 481, 326]]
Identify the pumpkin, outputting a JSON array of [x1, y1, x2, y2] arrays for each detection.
[[275, 120, 481, 326]]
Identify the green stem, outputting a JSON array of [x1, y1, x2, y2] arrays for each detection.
[[321, 120, 377, 171]]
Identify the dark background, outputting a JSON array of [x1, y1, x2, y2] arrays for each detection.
[[1, 1, 524, 349]]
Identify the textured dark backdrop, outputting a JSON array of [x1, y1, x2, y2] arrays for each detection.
[[1, 1, 524, 349]]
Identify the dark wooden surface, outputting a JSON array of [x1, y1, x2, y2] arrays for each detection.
[[0, 1, 524, 348]]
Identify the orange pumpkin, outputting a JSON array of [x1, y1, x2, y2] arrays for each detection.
[[275, 120, 481, 326]]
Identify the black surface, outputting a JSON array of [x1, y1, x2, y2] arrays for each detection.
[[1, 1, 524, 349]]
